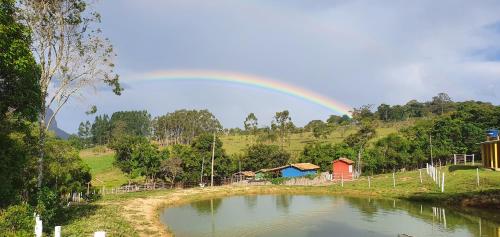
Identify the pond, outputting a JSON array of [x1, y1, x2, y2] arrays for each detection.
[[160, 195, 500, 237]]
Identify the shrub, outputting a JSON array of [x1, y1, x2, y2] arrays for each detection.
[[270, 177, 289, 185], [0, 203, 34, 237]]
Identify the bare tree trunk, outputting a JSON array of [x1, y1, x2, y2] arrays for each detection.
[[356, 145, 363, 177], [37, 107, 46, 189]]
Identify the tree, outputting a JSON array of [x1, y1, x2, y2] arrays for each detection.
[[344, 120, 377, 176], [300, 142, 356, 172], [109, 135, 148, 177], [110, 110, 151, 137], [244, 113, 258, 143], [430, 93, 454, 115], [0, 0, 40, 207], [160, 156, 182, 188], [404, 100, 426, 118], [91, 115, 111, 145], [18, 0, 122, 188], [77, 120, 91, 147], [271, 110, 293, 149], [242, 144, 290, 171], [301, 143, 334, 171], [244, 113, 258, 133], [170, 144, 199, 184], [44, 138, 91, 195], [153, 109, 222, 145], [192, 133, 232, 183], [131, 141, 164, 184], [351, 105, 375, 123], [377, 104, 391, 121], [304, 120, 330, 139]]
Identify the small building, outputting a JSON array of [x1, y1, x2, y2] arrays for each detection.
[[232, 171, 255, 182], [254, 169, 268, 181], [256, 163, 320, 179], [280, 163, 320, 178], [480, 129, 500, 171], [332, 158, 355, 180]]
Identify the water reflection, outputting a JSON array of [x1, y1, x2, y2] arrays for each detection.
[[275, 195, 293, 213], [161, 195, 500, 237], [190, 198, 222, 215], [244, 195, 257, 209]]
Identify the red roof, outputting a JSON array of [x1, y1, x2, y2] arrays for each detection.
[[333, 157, 355, 164]]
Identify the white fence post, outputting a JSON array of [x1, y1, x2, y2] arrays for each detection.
[[392, 172, 395, 188], [34, 213, 42, 237], [419, 169, 422, 184], [94, 231, 106, 237], [476, 168, 480, 186], [55, 226, 61, 237], [341, 173, 344, 187], [437, 169, 441, 187], [441, 173, 445, 192], [472, 154, 475, 165]]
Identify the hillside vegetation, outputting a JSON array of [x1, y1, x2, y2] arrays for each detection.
[[79, 120, 413, 187], [221, 120, 413, 156]]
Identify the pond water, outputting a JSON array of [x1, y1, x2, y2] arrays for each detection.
[[160, 195, 500, 237]]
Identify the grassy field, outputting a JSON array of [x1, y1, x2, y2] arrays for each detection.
[[62, 165, 500, 237], [81, 147, 142, 187], [221, 120, 414, 156]]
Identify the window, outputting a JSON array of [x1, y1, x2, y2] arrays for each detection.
[[348, 165, 352, 173]]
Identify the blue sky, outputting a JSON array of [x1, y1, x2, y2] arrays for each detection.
[[57, 0, 500, 133]]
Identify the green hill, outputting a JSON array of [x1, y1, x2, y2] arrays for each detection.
[[221, 120, 415, 156]]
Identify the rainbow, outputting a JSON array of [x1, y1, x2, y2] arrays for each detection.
[[138, 70, 352, 116]]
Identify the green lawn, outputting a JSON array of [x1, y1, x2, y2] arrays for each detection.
[[81, 150, 141, 188]]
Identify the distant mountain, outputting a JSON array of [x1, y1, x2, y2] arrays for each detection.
[[46, 108, 70, 139]]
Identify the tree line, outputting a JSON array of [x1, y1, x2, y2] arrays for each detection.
[[299, 100, 500, 174], [1, 0, 120, 234]]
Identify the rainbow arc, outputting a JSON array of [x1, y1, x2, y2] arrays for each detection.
[[139, 70, 351, 116]]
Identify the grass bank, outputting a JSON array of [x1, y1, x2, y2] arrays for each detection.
[[62, 165, 499, 237], [81, 148, 143, 187]]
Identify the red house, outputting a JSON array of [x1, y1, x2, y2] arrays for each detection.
[[332, 158, 355, 180]]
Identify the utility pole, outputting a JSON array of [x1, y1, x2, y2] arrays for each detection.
[[430, 134, 434, 165], [211, 132, 216, 187], [200, 156, 204, 186]]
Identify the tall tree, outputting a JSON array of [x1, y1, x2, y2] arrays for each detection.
[[271, 110, 293, 149], [91, 114, 111, 145], [110, 110, 151, 138], [430, 93, 453, 115], [377, 104, 391, 121], [18, 0, 122, 188], [153, 109, 222, 145], [344, 121, 377, 176], [351, 105, 375, 122], [0, 0, 40, 206], [192, 133, 232, 183], [244, 113, 258, 142]]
